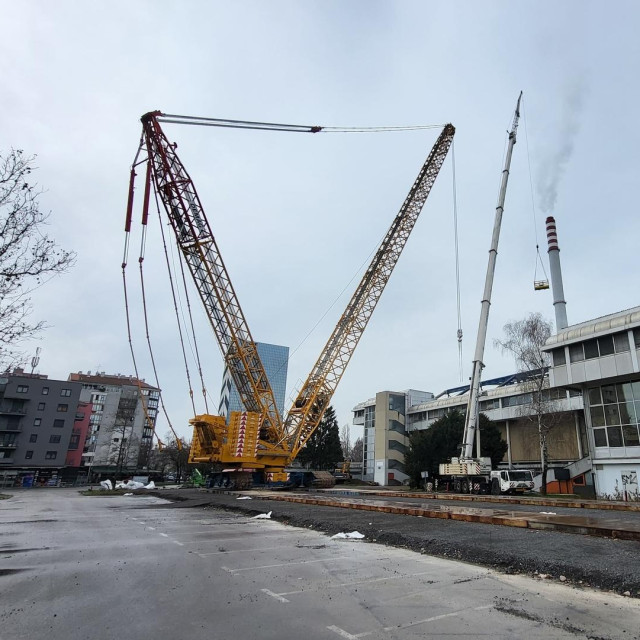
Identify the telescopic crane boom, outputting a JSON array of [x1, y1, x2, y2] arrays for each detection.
[[459, 93, 521, 461], [438, 94, 534, 496], [133, 112, 454, 487]]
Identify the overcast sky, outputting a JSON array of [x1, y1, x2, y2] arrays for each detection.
[[2, 1, 639, 444]]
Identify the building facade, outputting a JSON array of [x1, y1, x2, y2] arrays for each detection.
[[351, 306, 640, 500], [70, 372, 160, 474], [218, 342, 289, 421], [353, 376, 586, 489], [544, 307, 640, 499], [0, 369, 84, 487], [353, 389, 433, 485]]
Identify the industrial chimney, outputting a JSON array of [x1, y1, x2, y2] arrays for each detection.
[[546, 216, 568, 331]]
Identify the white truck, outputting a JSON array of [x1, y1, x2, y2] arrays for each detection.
[[440, 457, 534, 495]]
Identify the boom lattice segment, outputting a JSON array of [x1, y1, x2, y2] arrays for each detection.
[[285, 124, 455, 457], [141, 112, 284, 441]]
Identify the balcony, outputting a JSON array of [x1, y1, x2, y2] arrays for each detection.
[[0, 424, 22, 432], [0, 405, 27, 416], [0, 457, 14, 464]]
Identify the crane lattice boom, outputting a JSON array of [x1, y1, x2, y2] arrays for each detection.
[[134, 112, 454, 483], [141, 112, 284, 442], [285, 124, 455, 457]]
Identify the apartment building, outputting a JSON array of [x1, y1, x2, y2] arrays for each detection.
[[0, 368, 86, 487], [70, 372, 160, 475]]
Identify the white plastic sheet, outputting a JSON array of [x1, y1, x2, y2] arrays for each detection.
[[252, 511, 272, 519], [331, 531, 365, 539]]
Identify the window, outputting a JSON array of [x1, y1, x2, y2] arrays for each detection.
[[590, 406, 606, 427], [38, 402, 46, 411], [607, 426, 623, 447], [388, 419, 405, 434], [29, 434, 38, 443], [568, 343, 584, 363], [57, 404, 68, 413], [45, 451, 57, 460], [634, 328, 640, 349], [16, 385, 29, 393], [42, 387, 49, 395], [33, 418, 42, 427], [25, 450, 33, 459], [49, 435, 61, 444], [552, 348, 566, 366], [614, 332, 630, 353], [617, 383, 635, 403], [68, 435, 80, 450], [604, 404, 620, 426], [598, 335, 614, 356], [502, 393, 532, 407], [583, 339, 599, 360], [388, 394, 405, 415], [53, 419, 65, 428], [60, 389, 72, 397], [388, 439, 407, 453], [622, 425, 640, 447], [593, 428, 608, 447], [602, 385, 617, 404]]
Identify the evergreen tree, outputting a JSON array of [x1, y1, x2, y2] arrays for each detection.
[[404, 410, 508, 487], [297, 405, 344, 470]]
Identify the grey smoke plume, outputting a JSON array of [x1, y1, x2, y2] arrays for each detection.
[[537, 81, 587, 213]]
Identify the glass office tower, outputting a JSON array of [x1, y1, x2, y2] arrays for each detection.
[[218, 342, 289, 421]]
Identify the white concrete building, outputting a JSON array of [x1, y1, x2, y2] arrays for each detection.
[[543, 307, 640, 500]]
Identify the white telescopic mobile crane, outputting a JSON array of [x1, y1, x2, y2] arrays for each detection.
[[439, 93, 535, 495]]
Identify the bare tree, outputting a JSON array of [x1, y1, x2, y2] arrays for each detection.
[[340, 424, 352, 461], [495, 312, 562, 494], [152, 433, 191, 481], [0, 149, 75, 368], [350, 437, 363, 464]]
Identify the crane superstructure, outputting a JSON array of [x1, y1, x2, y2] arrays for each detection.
[[439, 93, 534, 495], [134, 111, 455, 488]]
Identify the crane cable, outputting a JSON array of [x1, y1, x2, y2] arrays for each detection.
[[134, 180, 183, 450], [122, 150, 182, 450], [150, 179, 199, 419], [522, 97, 549, 287], [451, 139, 464, 383], [171, 222, 211, 414], [135, 164, 183, 449], [157, 113, 445, 135]]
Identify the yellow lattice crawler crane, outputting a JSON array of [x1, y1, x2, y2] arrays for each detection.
[[133, 112, 454, 488]]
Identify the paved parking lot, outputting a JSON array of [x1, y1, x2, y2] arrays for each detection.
[[1, 489, 639, 639]]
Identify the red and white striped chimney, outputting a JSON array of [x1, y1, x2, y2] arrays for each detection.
[[546, 216, 568, 330]]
